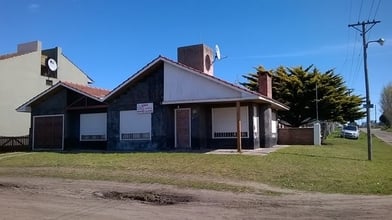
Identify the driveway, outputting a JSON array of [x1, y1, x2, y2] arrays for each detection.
[[360, 128, 392, 145], [205, 145, 289, 156]]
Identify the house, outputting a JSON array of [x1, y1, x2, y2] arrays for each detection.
[[0, 41, 93, 136], [17, 44, 288, 151]]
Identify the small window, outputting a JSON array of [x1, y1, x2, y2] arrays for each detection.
[[46, 79, 53, 86], [120, 110, 151, 140]]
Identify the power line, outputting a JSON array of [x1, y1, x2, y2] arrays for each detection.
[[341, 0, 354, 86], [357, 0, 364, 21], [373, 0, 382, 20], [345, 0, 361, 89], [366, 0, 383, 42], [368, 0, 375, 21], [352, 51, 363, 90], [348, 34, 360, 89]]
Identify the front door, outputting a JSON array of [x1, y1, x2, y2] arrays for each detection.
[[175, 108, 191, 148]]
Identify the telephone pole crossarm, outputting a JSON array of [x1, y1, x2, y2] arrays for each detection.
[[348, 20, 380, 33]]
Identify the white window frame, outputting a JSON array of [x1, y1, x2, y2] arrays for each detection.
[[80, 113, 107, 141], [120, 110, 152, 141], [211, 106, 249, 139]]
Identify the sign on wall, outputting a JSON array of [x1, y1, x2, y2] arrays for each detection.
[[137, 103, 154, 114]]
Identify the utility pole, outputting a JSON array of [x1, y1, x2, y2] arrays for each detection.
[[348, 20, 381, 161], [375, 104, 377, 126], [316, 83, 319, 122]]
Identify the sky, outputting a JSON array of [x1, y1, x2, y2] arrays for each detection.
[[1, 0, 391, 122]]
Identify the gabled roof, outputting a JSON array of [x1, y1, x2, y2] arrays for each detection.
[[16, 81, 110, 112], [62, 81, 109, 99], [104, 56, 289, 110], [17, 54, 289, 112]]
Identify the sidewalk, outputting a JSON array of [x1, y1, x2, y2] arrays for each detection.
[[205, 145, 289, 156], [362, 128, 392, 145]]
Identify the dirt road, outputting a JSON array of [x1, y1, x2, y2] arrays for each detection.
[[0, 177, 391, 219]]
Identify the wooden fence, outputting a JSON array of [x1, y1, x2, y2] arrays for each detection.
[[0, 135, 30, 152], [278, 128, 314, 145]]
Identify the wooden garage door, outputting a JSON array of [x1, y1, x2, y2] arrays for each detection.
[[33, 115, 63, 150]]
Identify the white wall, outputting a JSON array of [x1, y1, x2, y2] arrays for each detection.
[[0, 49, 91, 136], [163, 63, 254, 103], [58, 53, 92, 84], [0, 52, 43, 136]]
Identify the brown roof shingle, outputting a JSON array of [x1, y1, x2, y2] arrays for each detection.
[[62, 81, 110, 99]]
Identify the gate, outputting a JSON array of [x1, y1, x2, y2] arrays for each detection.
[[0, 135, 30, 152]]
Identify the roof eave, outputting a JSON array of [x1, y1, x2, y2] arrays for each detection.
[[162, 96, 289, 111], [16, 82, 107, 113], [16, 106, 31, 113], [61, 83, 106, 102], [162, 97, 258, 105], [15, 82, 63, 113]]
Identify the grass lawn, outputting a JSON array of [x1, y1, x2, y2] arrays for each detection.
[[0, 132, 391, 195]]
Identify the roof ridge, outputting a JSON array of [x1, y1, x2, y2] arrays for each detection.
[[61, 81, 111, 92], [60, 81, 110, 100], [0, 51, 36, 60]]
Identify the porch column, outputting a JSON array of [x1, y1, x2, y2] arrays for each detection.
[[236, 101, 242, 153]]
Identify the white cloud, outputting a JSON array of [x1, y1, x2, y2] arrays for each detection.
[[28, 3, 40, 12]]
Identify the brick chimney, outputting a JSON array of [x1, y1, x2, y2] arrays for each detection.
[[17, 41, 42, 54], [177, 44, 214, 76], [258, 70, 272, 98]]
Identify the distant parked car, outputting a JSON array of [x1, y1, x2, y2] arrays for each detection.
[[340, 125, 359, 139]]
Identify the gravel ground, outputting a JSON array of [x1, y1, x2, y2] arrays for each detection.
[[0, 176, 391, 220]]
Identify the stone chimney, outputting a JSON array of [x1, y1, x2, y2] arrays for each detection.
[[258, 70, 272, 98], [17, 41, 42, 54], [177, 44, 214, 76]]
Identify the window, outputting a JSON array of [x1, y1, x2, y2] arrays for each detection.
[[212, 106, 249, 139], [120, 110, 151, 140], [80, 113, 107, 141], [253, 106, 259, 138], [46, 79, 53, 86]]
